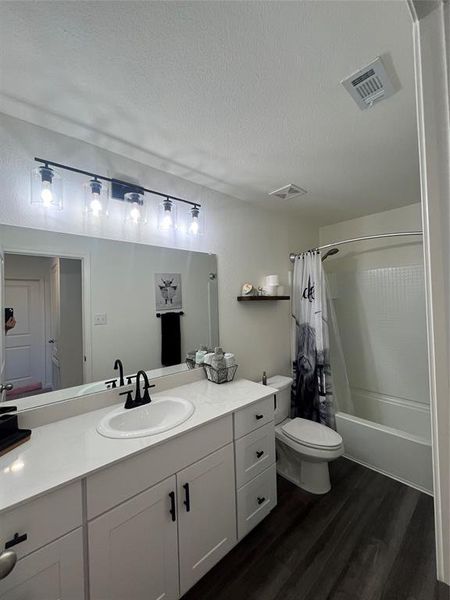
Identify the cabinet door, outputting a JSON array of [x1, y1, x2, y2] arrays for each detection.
[[177, 443, 236, 595], [0, 528, 84, 600], [89, 475, 179, 600]]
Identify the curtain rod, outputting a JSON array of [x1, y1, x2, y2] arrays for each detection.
[[289, 230, 423, 263]]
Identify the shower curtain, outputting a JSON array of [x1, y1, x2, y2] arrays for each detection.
[[291, 250, 336, 429]]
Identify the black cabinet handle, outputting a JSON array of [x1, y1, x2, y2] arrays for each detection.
[[256, 450, 264, 459], [169, 492, 176, 522], [183, 483, 191, 512], [257, 496, 266, 505], [255, 414, 264, 420], [5, 533, 27, 550]]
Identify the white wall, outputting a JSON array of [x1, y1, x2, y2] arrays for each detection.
[[4, 254, 53, 281], [320, 203, 430, 435], [0, 112, 319, 381], [59, 258, 83, 388]]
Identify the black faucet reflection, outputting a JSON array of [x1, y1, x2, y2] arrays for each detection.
[[120, 370, 156, 410], [114, 359, 125, 387]]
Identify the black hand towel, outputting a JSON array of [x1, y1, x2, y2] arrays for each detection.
[[160, 312, 182, 366]]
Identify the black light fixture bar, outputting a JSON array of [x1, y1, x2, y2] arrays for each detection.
[[34, 157, 201, 208]]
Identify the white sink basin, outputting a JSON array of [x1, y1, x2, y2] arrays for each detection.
[[97, 396, 195, 439]]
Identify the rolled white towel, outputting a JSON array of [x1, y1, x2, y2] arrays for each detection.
[[224, 353, 236, 367], [203, 353, 214, 365]]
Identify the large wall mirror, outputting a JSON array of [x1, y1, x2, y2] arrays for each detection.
[[1, 225, 219, 409]]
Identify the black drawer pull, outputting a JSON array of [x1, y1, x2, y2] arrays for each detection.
[[183, 483, 191, 512], [5, 533, 27, 550], [257, 496, 266, 505], [256, 450, 264, 458], [169, 491, 176, 522], [255, 414, 264, 420]]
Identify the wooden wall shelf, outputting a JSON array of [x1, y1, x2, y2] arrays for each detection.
[[237, 295, 290, 302]]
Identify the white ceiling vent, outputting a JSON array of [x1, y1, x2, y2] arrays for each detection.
[[269, 184, 307, 200], [342, 57, 395, 110]]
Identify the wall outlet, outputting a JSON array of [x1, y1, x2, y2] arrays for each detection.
[[94, 313, 107, 326]]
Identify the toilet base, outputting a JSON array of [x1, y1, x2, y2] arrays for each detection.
[[276, 439, 332, 494], [277, 461, 331, 494]]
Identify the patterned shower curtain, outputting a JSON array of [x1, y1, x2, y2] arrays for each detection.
[[291, 250, 336, 429]]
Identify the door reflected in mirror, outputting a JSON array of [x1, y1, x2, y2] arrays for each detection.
[[1, 225, 219, 409], [5, 253, 83, 401]]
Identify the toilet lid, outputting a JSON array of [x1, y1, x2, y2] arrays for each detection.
[[281, 418, 343, 450]]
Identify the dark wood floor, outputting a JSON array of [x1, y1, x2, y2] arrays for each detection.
[[183, 458, 449, 600]]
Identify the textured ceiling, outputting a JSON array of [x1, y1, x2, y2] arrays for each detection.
[[0, 1, 419, 224]]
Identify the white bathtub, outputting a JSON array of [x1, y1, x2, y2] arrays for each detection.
[[335, 411, 433, 495]]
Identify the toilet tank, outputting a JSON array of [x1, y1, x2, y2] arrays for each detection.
[[266, 375, 293, 425]]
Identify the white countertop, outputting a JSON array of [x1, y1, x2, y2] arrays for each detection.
[[0, 378, 277, 514]]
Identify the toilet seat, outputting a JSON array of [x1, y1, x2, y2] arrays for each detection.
[[281, 417, 343, 450]]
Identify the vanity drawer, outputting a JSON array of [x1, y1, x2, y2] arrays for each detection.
[[235, 422, 275, 488], [234, 395, 274, 439], [237, 463, 277, 539], [0, 482, 82, 560]]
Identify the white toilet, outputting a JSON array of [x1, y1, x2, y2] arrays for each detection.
[[268, 375, 344, 494]]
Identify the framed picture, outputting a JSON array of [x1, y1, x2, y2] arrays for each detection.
[[155, 273, 182, 310]]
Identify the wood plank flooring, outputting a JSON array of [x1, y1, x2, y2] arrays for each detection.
[[182, 459, 449, 600]]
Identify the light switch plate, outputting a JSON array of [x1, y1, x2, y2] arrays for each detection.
[[94, 313, 107, 326]]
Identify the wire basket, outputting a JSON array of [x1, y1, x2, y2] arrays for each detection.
[[203, 363, 238, 384], [185, 357, 197, 370]]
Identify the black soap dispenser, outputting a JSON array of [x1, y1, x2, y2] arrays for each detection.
[[262, 371, 267, 386]]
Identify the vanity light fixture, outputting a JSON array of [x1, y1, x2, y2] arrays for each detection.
[[158, 197, 176, 231], [124, 191, 145, 224], [189, 206, 200, 236], [31, 163, 63, 210], [32, 157, 201, 229], [85, 177, 108, 217]]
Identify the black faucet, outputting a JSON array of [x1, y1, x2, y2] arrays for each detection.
[[120, 370, 155, 409], [114, 359, 125, 387]]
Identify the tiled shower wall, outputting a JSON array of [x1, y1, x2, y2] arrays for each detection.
[[321, 203, 431, 440], [333, 264, 429, 409]]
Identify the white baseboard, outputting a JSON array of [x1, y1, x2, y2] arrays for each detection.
[[343, 453, 433, 497]]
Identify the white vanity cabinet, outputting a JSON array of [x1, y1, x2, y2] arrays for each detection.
[[177, 443, 236, 594], [0, 384, 277, 600], [88, 475, 179, 600], [88, 443, 236, 599]]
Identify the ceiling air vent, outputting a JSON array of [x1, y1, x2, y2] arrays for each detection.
[[269, 184, 307, 200], [341, 57, 395, 110]]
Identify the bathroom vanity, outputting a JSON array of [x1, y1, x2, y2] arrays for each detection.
[[0, 376, 277, 599]]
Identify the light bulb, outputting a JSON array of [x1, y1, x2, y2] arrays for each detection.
[[130, 203, 141, 223], [89, 194, 102, 216], [162, 210, 173, 229], [32, 164, 62, 209], [85, 179, 107, 217], [159, 198, 175, 230], [40, 181, 53, 206], [189, 219, 199, 235]]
